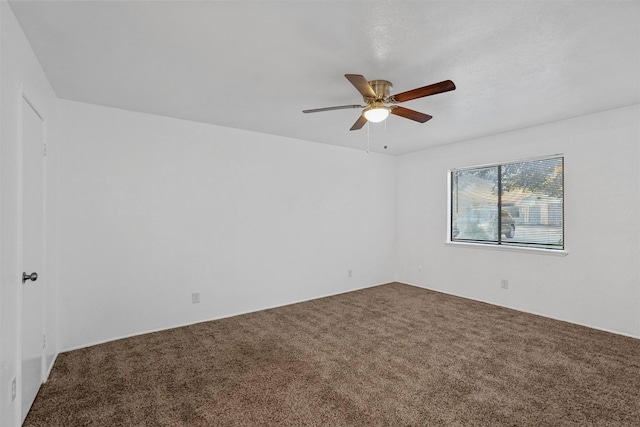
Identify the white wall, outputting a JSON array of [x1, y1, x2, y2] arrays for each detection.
[[57, 100, 397, 351], [396, 104, 640, 338], [0, 2, 59, 425]]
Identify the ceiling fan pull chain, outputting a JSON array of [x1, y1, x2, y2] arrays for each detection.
[[367, 122, 370, 154]]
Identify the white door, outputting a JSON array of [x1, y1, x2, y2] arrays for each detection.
[[20, 96, 45, 423]]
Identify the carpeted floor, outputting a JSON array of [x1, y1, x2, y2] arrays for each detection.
[[24, 282, 640, 426]]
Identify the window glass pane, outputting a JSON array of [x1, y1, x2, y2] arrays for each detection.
[[501, 157, 563, 248], [450, 156, 563, 250], [451, 167, 499, 242]]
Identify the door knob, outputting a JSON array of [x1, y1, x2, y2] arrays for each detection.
[[22, 272, 38, 284]]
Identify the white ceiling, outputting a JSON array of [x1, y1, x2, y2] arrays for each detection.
[[9, 0, 640, 155]]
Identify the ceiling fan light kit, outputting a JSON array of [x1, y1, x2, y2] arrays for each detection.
[[303, 74, 455, 131], [363, 104, 390, 123]]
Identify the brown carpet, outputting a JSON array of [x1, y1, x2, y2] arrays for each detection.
[[25, 282, 640, 426]]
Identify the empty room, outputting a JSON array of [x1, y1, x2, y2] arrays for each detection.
[[1, 1, 639, 426]]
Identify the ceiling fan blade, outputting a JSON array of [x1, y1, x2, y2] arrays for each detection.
[[303, 105, 363, 113], [350, 115, 368, 131], [345, 74, 376, 98], [392, 80, 456, 103], [390, 106, 433, 123]]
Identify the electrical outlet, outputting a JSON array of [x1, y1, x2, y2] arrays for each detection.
[[347, 269, 353, 278], [501, 279, 509, 289], [11, 377, 16, 401], [192, 292, 200, 304]]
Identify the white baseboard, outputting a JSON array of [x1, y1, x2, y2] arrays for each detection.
[[60, 281, 392, 353], [402, 281, 640, 340], [44, 352, 58, 382]]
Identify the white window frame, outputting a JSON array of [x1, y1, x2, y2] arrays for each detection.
[[446, 155, 568, 256]]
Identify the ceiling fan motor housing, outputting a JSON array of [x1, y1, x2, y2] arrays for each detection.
[[367, 80, 392, 101]]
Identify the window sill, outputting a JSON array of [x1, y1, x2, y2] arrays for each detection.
[[445, 241, 568, 256]]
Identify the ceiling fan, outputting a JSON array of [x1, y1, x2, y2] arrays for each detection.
[[303, 74, 456, 131]]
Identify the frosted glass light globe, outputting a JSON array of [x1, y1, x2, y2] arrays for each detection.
[[363, 107, 390, 123]]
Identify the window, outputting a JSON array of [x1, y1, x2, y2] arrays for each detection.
[[450, 156, 564, 250]]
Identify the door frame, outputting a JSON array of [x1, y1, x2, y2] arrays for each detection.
[[16, 85, 48, 425]]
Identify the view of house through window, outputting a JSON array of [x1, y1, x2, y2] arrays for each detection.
[[450, 156, 564, 250]]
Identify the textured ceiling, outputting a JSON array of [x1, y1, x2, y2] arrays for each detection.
[[9, 0, 640, 155]]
